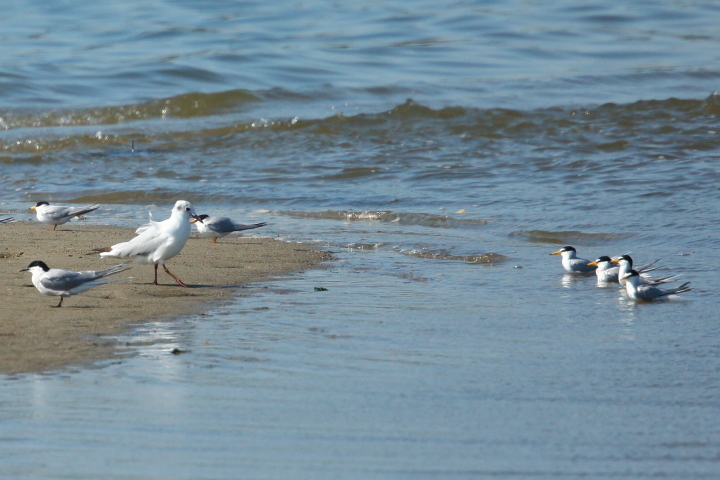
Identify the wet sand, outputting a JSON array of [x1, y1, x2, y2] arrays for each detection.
[[0, 222, 330, 376]]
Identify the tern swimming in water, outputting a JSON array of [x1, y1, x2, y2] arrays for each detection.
[[621, 270, 691, 301], [587, 256, 620, 283], [612, 254, 678, 286], [550, 246, 596, 273]]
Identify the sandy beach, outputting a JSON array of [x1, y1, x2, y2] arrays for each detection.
[[0, 221, 330, 376]]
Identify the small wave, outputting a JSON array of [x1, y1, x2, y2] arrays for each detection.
[[344, 243, 389, 250], [280, 210, 490, 228], [639, 191, 674, 198], [69, 190, 248, 205], [385, 99, 467, 119], [388, 271, 431, 282], [509, 230, 632, 245], [0, 89, 261, 130], [4, 94, 718, 179], [400, 249, 509, 264], [321, 167, 381, 180]]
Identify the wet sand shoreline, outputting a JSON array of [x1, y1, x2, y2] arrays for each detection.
[[0, 222, 331, 376]]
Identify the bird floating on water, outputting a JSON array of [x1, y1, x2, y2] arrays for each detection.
[[550, 246, 596, 273], [621, 270, 691, 301], [587, 255, 620, 282], [612, 254, 678, 287]]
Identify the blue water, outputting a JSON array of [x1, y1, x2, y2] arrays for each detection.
[[2, 0, 720, 478]]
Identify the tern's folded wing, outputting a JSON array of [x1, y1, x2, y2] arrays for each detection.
[[39, 270, 94, 291], [230, 221, 267, 232], [41, 206, 74, 221], [208, 217, 236, 233]]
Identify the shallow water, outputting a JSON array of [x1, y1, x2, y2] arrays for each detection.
[[1, 0, 720, 478]]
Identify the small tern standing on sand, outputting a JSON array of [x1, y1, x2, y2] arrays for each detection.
[[621, 270, 691, 301], [97, 200, 203, 287], [31, 201, 100, 230], [190, 214, 267, 243], [19, 260, 131, 308], [550, 246, 596, 273]]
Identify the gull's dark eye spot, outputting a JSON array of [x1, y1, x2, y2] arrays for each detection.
[[185, 207, 190, 211]]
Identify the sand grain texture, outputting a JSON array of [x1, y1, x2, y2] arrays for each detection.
[[0, 222, 329, 376]]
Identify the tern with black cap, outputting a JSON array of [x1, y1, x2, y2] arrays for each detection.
[[190, 214, 267, 243], [19, 260, 131, 308], [621, 270, 691, 301], [550, 246, 596, 273], [31, 201, 100, 230]]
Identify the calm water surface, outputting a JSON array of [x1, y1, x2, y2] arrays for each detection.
[[1, 0, 720, 478]]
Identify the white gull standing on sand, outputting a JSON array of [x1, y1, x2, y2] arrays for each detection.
[[97, 200, 202, 287]]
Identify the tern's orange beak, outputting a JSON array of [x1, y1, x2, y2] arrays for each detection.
[[587, 261, 598, 266], [610, 258, 620, 263], [550, 250, 563, 255], [30, 206, 37, 210]]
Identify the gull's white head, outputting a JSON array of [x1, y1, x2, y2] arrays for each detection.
[[172, 200, 203, 223]]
